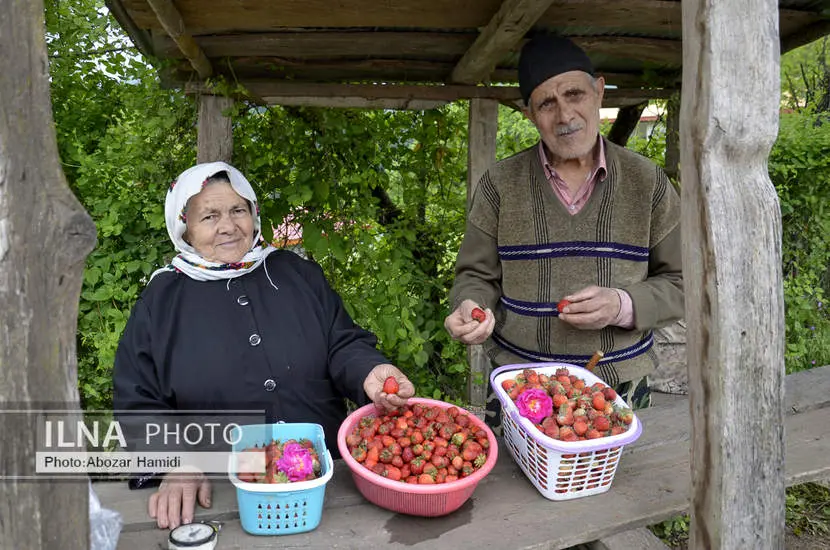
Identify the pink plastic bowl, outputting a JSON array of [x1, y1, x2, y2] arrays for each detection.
[[337, 397, 498, 517]]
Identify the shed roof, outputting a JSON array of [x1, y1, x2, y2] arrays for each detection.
[[107, 0, 830, 108]]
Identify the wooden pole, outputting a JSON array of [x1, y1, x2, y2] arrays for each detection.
[[664, 93, 680, 183], [681, 1, 785, 548], [197, 95, 234, 163], [606, 101, 648, 147], [0, 0, 97, 548], [466, 98, 498, 408]]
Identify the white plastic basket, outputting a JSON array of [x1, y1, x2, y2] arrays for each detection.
[[491, 362, 642, 501]]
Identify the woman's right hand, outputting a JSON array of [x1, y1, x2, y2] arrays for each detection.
[[149, 466, 212, 529], [444, 299, 495, 345]]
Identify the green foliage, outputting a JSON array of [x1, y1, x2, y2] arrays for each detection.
[[786, 482, 830, 537], [649, 515, 689, 547], [47, 0, 196, 409], [769, 113, 830, 373], [650, 483, 830, 546], [781, 38, 829, 113]]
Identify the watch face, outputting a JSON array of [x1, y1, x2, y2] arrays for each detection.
[[169, 522, 216, 547]]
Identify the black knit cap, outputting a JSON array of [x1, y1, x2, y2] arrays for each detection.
[[518, 35, 595, 105]]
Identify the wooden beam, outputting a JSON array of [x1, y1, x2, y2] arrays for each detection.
[[145, 0, 212, 78], [105, 0, 155, 58], [680, 0, 785, 548], [606, 101, 648, 146], [197, 95, 233, 163], [188, 81, 675, 105], [0, 0, 98, 548], [572, 36, 681, 66], [451, 0, 555, 84], [262, 97, 448, 110], [781, 19, 830, 53], [466, 98, 499, 409]]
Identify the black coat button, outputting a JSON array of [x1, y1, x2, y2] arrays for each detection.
[[249, 334, 261, 346], [237, 295, 249, 306], [264, 379, 276, 392]]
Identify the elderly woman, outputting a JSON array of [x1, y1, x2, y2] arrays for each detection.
[[113, 161, 414, 529]]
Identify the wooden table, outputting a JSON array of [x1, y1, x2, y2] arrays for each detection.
[[98, 366, 830, 550]]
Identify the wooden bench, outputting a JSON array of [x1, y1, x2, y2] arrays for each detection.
[[98, 365, 830, 549]]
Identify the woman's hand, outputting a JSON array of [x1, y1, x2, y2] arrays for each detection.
[[149, 465, 212, 529], [363, 364, 415, 410]]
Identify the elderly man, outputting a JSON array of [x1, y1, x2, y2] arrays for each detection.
[[444, 35, 683, 428]]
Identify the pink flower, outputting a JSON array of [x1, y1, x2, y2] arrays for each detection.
[[276, 442, 313, 481], [516, 388, 553, 424]]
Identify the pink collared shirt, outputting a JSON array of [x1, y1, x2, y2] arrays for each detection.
[[538, 139, 635, 329]]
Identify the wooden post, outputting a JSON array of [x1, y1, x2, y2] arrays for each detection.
[[680, 1, 784, 548], [606, 101, 648, 147], [197, 95, 234, 163], [466, 98, 498, 408], [0, 0, 97, 548], [664, 93, 680, 182]]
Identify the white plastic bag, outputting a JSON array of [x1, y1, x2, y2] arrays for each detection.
[[89, 481, 122, 550]]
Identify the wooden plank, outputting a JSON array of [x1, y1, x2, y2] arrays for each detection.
[[0, 0, 98, 548], [152, 31, 681, 70], [466, 98, 499, 408], [261, 97, 449, 110], [680, 0, 785, 548], [145, 0, 212, 78], [197, 95, 233, 163], [188, 81, 674, 106], [451, 0, 555, 84], [588, 527, 670, 550], [154, 31, 475, 60], [781, 19, 830, 53], [116, 0, 818, 48], [104, 405, 830, 549], [572, 36, 681, 66]]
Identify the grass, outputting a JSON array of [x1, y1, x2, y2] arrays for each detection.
[[649, 482, 830, 547]]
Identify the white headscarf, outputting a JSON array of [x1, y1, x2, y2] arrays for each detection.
[[151, 162, 276, 282]]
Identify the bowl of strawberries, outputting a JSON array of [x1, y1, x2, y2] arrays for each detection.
[[337, 397, 498, 517]]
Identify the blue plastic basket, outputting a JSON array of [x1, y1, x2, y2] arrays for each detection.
[[227, 422, 333, 536]]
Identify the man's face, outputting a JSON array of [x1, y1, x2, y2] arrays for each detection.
[[525, 71, 605, 164]]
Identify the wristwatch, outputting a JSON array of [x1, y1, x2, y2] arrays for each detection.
[[168, 521, 221, 549]]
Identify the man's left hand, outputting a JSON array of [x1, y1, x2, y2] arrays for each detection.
[[558, 285, 621, 330], [364, 364, 415, 410]]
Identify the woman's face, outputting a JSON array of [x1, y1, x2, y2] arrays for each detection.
[[184, 182, 254, 264]]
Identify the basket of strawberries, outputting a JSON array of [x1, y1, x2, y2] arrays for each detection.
[[338, 397, 498, 517], [228, 423, 334, 535], [491, 363, 642, 501]]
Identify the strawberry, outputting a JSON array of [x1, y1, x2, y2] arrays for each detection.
[[602, 387, 618, 401], [593, 416, 611, 432], [351, 446, 367, 462], [471, 307, 486, 323], [473, 454, 487, 469], [557, 299, 571, 312], [592, 392, 607, 411], [501, 379, 518, 392], [382, 376, 399, 395], [418, 473, 435, 484]]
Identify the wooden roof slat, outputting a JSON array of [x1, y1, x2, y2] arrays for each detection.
[[451, 0, 555, 84], [145, 0, 212, 78], [120, 0, 819, 39], [782, 18, 830, 52], [187, 80, 674, 108], [152, 31, 476, 60]]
